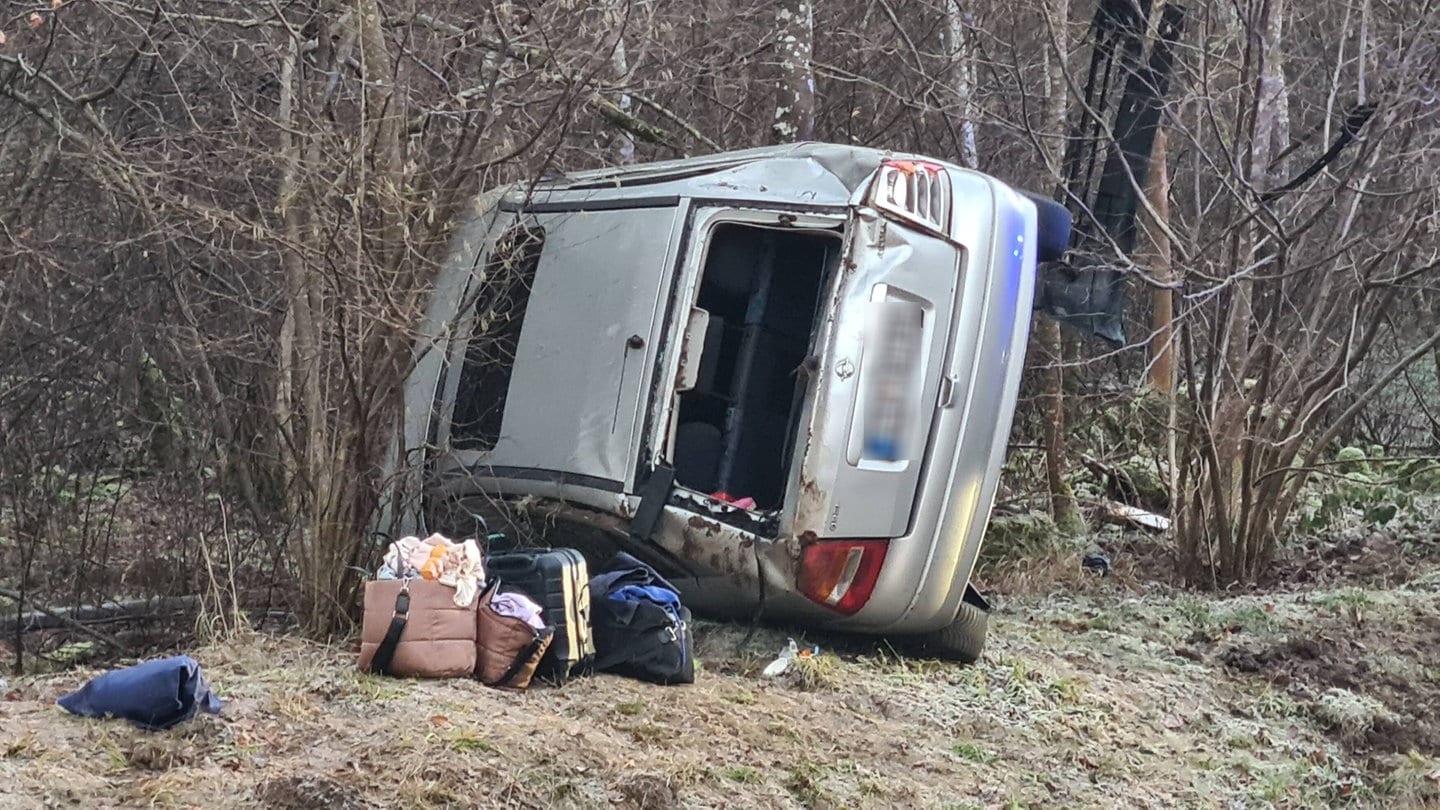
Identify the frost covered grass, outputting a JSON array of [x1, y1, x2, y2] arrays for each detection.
[[4, 582, 1440, 808]]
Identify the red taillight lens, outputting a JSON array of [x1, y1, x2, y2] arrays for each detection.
[[885, 159, 945, 176], [797, 539, 889, 615]]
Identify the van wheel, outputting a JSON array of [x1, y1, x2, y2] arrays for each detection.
[[911, 602, 989, 664]]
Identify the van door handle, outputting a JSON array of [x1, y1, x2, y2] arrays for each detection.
[[938, 375, 958, 408]]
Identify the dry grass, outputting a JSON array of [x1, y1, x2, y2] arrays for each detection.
[[785, 652, 843, 692], [4, 581, 1440, 809]]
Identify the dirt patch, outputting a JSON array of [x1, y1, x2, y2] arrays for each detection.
[[255, 776, 370, 809], [1264, 525, 1440, 590], [1221, 617, 1440, 756], [122, 714, 234, 771], [615, 772, 680, 810], [1220, 636, 1367, 690], [1365, 715, 1440, 761]]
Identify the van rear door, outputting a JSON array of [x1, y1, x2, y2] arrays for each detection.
[[447, 203, 684, 489], [793, 210, 960, 540]]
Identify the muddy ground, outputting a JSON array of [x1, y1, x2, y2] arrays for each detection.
[[6, 558, 1440, 810]]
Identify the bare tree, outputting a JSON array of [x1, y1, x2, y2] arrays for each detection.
[[943, 0, 980, 169], [0, 0, 614, 634], [772, 0, 816, 143], [1033, 0, 1085, 534]]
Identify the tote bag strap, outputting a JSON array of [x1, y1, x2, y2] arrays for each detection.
[[371, 580, 412, 677]]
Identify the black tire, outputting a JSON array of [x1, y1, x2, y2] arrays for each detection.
[[910, 601, 989, 664]]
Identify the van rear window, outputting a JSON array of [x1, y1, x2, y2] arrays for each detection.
[[450, 222, 545, 451]]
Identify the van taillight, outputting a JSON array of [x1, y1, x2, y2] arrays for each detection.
[[797, 539, 889, 615], [871, 159, 952, 237]]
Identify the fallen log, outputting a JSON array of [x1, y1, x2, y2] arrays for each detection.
[[1, 590, 286, 636], [0, 593, 204, 638], [0, 588, 135, 651]]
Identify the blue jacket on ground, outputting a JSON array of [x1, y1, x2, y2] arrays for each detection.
[[58, 655, 222, 731]]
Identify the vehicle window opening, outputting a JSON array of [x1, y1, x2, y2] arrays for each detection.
[[672, 223, 838, 510], [451, 222, 546, 451]]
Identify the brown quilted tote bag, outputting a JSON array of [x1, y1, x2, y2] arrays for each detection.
[[358, 579, 477, 678]]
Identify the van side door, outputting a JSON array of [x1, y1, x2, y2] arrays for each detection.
[[444, 203, 685, 490]]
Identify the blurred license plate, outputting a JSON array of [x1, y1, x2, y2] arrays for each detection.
[[861, 300, 924, 462]]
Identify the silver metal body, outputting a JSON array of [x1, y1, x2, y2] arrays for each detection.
[[391, 143, 1038, 635]]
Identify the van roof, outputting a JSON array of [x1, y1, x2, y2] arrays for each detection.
[[503, 142, 969, 210]]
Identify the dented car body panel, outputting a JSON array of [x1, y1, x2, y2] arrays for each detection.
[[389, 143, 1046, 637]]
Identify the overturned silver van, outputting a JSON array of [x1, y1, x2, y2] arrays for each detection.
[[388, 143, 1071, 661]]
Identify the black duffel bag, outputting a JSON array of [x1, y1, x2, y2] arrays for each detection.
[[588, 553, 694, 685]]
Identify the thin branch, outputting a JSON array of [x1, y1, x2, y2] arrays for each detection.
[[630, 90, 723, 151], [593, 93, 683, 152]]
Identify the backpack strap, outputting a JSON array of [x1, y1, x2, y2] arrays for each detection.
[[370, 582, 411, 676], [487, 627, 554, 688]]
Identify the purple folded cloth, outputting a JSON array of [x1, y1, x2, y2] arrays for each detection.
[[490, 592, 545, 629]]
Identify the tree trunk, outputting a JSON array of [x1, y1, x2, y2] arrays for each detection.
[[771, 1, 816, 143], [1230, 0, 1286, 581], [606, 2, 636, 165], [1037, 319, 1085, 533], [1036, 0, 1084, 535], [1139, 125, 1179, 528], [942, 0, 980, 169], [1144, 128, 1176, 393], [1424, 326, 1440, 439]]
